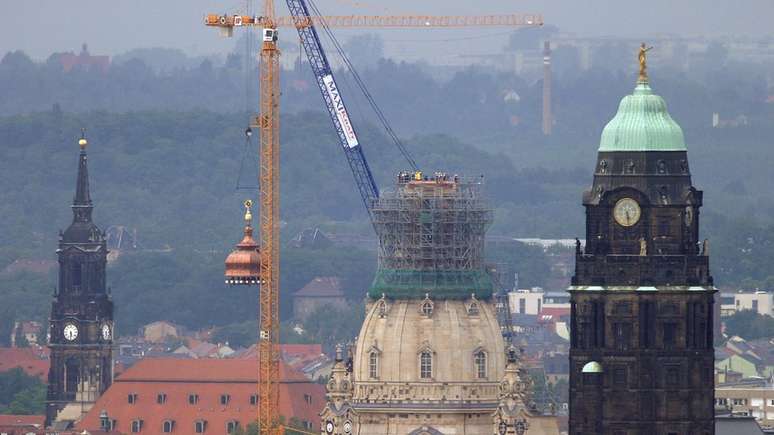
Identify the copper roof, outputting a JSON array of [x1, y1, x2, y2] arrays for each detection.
[[224, 226, 261, 284]]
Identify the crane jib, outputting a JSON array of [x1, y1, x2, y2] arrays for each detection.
[[322, 74, 359, 148]]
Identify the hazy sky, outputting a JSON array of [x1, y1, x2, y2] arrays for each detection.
[[5, 0, 774, 59]]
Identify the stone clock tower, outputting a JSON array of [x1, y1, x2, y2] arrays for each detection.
[[568, 50, 716, 435], [46, 134, 114, 428]]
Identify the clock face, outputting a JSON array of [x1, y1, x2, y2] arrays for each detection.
[[343, 420, 352, 433], [101, 324, 111, 340], [63, 323, 78, 341], [613, 198, 641, 227], [325, 421, 334, 434]]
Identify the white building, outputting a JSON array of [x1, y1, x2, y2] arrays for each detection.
[[720, 291, 774, 317]]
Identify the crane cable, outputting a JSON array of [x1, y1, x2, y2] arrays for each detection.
[[306, 0, 419, 171]]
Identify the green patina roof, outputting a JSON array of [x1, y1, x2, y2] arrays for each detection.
[[599, 81, 686, 152], [368, 268, 494, 300]]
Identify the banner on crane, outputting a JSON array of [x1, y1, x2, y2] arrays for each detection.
[[322, 74, 359, 148]]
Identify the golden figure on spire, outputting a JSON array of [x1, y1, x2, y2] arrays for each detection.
[[638, 43, 653, 83], [243, 199, 253, 224]]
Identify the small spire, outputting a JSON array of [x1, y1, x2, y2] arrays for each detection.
[[638, 43, 653, 83], [72, 131, 93, 220]]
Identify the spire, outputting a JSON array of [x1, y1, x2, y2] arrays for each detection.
[[74, 130, 93, 213], [62, 131, 102, 244]]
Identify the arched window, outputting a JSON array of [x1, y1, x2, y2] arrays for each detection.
[[421, 301, 433, 316], [467, 302, 480, 316], [131, 419, 143, 433], [475, 351, 487, 379], [420, 351, 433, 379], [226, 421, 240, 434], [194, 420, 207, 433], [162, 420, 175, 433], [369, 351, 379, 378]]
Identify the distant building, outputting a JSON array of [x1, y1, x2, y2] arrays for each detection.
[[0, 415, 45, 435], [56, 44, 110, 73], [292, 276, 347, 320], [715, 414, 766, 435], [720, 291, 774, 317], [508, 288, 544, 315], [0, 347, 49, 380], [75, 358, 324, 434], [141, 321, 182, 343], [716, 380, 774, 429]]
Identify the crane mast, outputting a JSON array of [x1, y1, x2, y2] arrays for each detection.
[[257, 9, 281, 435]]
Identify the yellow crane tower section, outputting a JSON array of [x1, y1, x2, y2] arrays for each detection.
[[219, 1, 281, 434]]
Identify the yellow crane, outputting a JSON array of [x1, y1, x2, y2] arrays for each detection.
[[216, 5, 542, 435]]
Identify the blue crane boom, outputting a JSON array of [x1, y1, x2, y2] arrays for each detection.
[[285, 0, 380, 215]]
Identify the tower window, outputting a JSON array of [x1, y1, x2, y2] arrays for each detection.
[[227, 421, 240, 434], [420, 351, 433, 379], [613, 322, 632, 350], [131, 419, 143, 433], [658, 218, 670, 236], [665, 367, 680, 386], [195, 420, 207, 433], [157, 393, 167, 404], [188, 393, 199, 405], [474, 351, 487, 379], [71, 263, 82, 287], [220, 394, 230, 405], [369, 352, 379, 379], [663, 322, 677, 348], [162, 420, 175, 433]]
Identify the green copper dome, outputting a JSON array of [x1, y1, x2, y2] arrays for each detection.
[[598, 82, 686, 152]]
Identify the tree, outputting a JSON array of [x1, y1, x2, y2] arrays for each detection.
[[0, 368, 45, 415], [724, 310, 774, 341]]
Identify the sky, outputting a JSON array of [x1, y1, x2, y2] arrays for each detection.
[[4, 0, 774, 59]]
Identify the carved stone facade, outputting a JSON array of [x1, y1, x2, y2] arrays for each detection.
[[46, 137, 114, 428]]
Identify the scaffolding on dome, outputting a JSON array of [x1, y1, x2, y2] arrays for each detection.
[[368, 172, 494, 299]]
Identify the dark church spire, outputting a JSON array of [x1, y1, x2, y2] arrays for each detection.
[[62, 132, 101, 243]]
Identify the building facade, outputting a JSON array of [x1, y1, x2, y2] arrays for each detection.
[[568, 57, 716, 434], [46, 136, 114, 428], [320, 174, 559, 435]]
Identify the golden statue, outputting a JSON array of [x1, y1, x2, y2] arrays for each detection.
[[639, 237, 647, 256], [243, 199, 253, 223], [638, 43, 653, 82]]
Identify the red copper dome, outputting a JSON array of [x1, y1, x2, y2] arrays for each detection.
[[225, 202, 262, 285]]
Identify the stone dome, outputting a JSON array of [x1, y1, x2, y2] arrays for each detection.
[[352, 296, 505, 404], [599, 82, 686, 152]]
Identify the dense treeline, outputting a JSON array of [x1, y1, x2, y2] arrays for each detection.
[[1, 42, 774, 342]]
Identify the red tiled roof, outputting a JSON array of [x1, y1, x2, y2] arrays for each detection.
[[0, 347, 49, 380], [0, 415, 44, 426], [77, 358, 324, 434], [281, 344, 323, 358], [293, 276, 344, 297]]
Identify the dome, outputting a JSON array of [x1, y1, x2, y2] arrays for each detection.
[[581, 361, 603, 373], [599, 82, 686, 152], [224, 225, 261, 285], [352, 297, 505, 403]]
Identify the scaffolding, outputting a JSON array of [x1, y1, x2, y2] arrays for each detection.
[[368, 172, 494, 299]]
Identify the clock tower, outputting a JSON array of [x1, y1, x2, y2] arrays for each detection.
[[569, 48, 716, 435], [46, 134, 114, 428]]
